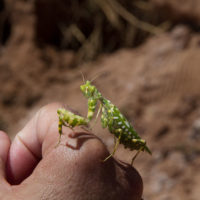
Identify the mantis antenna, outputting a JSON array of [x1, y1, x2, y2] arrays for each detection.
[[90, 72, 104, 83], [79, 71, 103, 84], [80, 71, 86, 83]]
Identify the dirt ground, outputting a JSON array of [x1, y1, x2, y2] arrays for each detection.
[[1, 1, 200, 200]]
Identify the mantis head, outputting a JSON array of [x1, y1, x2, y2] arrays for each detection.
[[80, 80, 96, 98]]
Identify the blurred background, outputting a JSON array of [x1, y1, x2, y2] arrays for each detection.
[[1, 0, 200, 199]]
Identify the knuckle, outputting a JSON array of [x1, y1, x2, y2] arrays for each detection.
[[36, 102, 64, 122], [80, 137, 108, 164]]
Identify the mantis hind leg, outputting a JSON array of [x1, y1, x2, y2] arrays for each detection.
[[131, 146, 144, 165], [103, 132, 122, 162]]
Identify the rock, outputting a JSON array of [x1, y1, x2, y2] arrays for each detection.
[[151, 0, 200, 25], [190, 119, 200, 140], [170, 25, 191, 49]]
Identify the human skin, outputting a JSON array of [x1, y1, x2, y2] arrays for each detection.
[[0, 103, 143, 200]]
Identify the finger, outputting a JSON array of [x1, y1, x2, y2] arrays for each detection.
[[7, 103, 62, 184], [17, 130, 143, 200], [116, 161, 143, 200], [0, 131, 10, 179]]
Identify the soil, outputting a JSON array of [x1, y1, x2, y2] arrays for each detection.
[[1, 1, 200, 200]]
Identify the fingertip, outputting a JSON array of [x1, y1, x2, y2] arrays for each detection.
[[111, 161, 143, 200], [6, 102, 63, 184], [0, 131, 11, 163], [0, 130, 10, 141], [7, 135, 39, 184], [126, 164, 143, 199], [0, 131, 10, 180]]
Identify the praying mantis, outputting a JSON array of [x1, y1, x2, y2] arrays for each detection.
[[57, 79, 151, 165]]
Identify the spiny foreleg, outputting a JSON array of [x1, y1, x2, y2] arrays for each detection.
[[87, 98, 98, 121], [56, 114, 74, 147], [57, 116, 64, 146], [101, 106, 109, 128], [56, 108, 88, 147]]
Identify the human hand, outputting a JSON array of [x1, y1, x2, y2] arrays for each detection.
[[0, 103, 143, 200]]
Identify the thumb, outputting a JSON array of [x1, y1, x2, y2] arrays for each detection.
[[0, 131, 10, 179]]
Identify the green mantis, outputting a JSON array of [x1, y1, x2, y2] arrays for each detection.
[[57, 79, 151, 165]]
